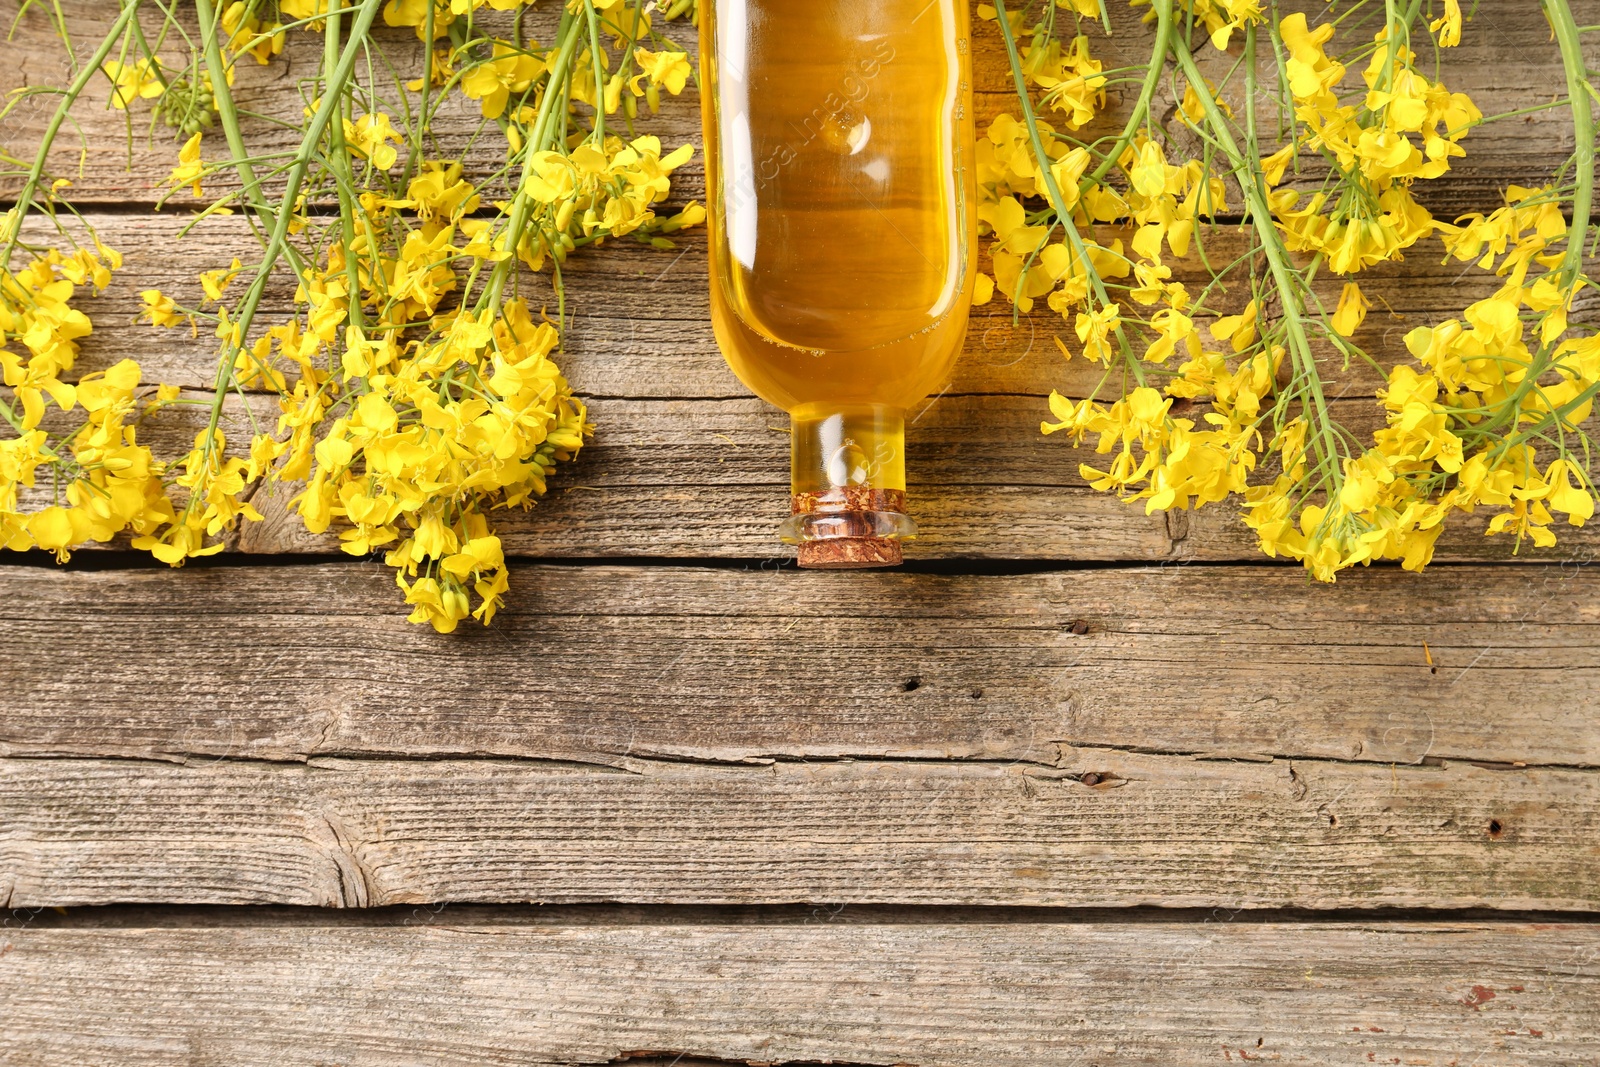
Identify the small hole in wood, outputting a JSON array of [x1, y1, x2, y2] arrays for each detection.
[[1489, 819, 1504, 837], [902, 677, 922, 692], [1077, 771, 1120, 787], [1327, 813, 1338, 827], [1068, 619, 1091, 635], [969, 688, 984, 699]]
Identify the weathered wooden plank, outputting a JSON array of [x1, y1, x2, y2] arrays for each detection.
[[297, 401, 1593, 563], [46, 214, 1592, 402], [20, 381, 1594, 562], [3, 563, 1596, 769], [3, 1, 1592, 217], [15, 208, 1598, 563], [0, 2, 703, 206], [1, 749, 1595, 907], [0, 379, 1299, 562], [236, 468, 1202, 560], [2, 913, 1598, 1065]]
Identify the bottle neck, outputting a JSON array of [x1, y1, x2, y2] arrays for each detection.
[[781, 405, 916, 568], [790, 404, 907, 496]]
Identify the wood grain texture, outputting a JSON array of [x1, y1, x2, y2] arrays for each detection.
[[6, 563, 1598, 910], [4, 749, 1595, 908], [226, 392, 1600, 562], [16, 379, 1599, 562], [3, 5, 1597, 1057], [3, 913, 1597, 1065], [34, 215, 1596, 403], [3, 1, 1593, 217], [4, 562, 1597, 769], [16, 208, 1600, 562]]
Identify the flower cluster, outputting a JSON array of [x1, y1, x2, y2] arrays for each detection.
[[4, 0, 701, 627], [291, 299, 587, 631], [1269, 13, 1480, 275], [981, 0, 1596, 580], [223, 163, 606, 630], [0, 239, 186, 557]]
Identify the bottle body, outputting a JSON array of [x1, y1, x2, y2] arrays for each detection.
[[699, 0, 977, 567]]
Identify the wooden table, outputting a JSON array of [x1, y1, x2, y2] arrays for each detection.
[[3, 3, 1598, 1063]]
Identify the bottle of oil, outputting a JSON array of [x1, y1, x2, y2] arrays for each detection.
[[699, 0, 978, 568]]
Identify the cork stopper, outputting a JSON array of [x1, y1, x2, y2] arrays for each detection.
[[788, 487, 912, 570], [798, 535, 904, 569]]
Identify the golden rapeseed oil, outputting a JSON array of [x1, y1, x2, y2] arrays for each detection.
[[699, 0, 977, 567]]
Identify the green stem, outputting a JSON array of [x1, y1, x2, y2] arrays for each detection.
[[194, 0, 302, 269], [1083, 0, 1171, 193], [1478, 0, 1595, 447], [992, 0, 1142, 380], [321, 1, 367, 334], [482, 8, 581, 311], [1545, 0, 1595, 286], [1380, 0, 1401, 96], [1175, 15, 1342, 479], [585, 0, 605, 143], [195, 0, 385, 469], [193, 0, 260, 210], [407, 0, 435, 181], [2, 0, 142, 267]]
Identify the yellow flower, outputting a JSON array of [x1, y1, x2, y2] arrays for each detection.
[[1180, 78, 1231, 125], [971, 273, 995, 306], [222, 1, 286, 64], [1074, 304, 1121, 365], [1544, 459, 1595, 525], [1204, 0, 1264, 51], [1142, 307, 1198, 364], [103, 59, 164, 109], [27, 506, 83, 559], [138, 289, 185, 328], [1024, 33, 1107, 131], [1211, 299, 1260, 353], [384, 0, 460, 38], [1279, 13, 1342, 103], [1337, 451, 1394, 513], [347, 112, 404, 170], [1129, 139, 1169, 200], [391, 160, 480, 222], [441, 534, 504, 580], [279, 0, 332, 23], [460, 41, 540, 119], [199, 258, 244, 303], [168, 132, 206, 196], [1260, 143, 1296, 186], [398, 574, 471, 634], [1430, 0, 1463, 47], [1330, 282, 1371, 338], [630, 47, 692, 112], [1041, 392, 1102, 440]]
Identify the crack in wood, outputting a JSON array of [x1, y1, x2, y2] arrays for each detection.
[[3, 743, 1598, 774], [309, 810, 374, 909], [608, 1055, 915, 1067]]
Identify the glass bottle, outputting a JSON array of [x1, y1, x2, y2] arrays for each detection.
[[699, 0, 978, 568]]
